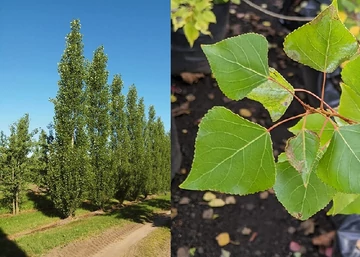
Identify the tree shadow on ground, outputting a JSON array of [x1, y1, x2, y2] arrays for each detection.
[[144, 198, 171, 210], [26, 191, 60, 218], [114, 198, 170, 227], [26, 191, 100, 218], [0, 228, 28, 257]]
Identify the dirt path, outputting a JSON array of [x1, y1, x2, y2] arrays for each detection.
[[43, 222, 157, 257], [92, 223, 157, 257]]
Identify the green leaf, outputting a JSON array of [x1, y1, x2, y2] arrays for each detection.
[[202, 33, 269, 100], [184, 22, 200, 47], [274, 161, 335, 220], [201, 10, 216, 23], [247, 68, 294, 122], [341, 55, 360, 96], [180, 106, 276, 195], [288, 113, 334, 146], [327, 192, 360, 215], [283, 1, 358, 73], [286, 130, 320, 187], [277, 152, 287, 163], [317, 124, 360, 193], [338, 83, 360, 123]]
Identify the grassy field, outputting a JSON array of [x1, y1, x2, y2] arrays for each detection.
[[0, 192, 170, 257]]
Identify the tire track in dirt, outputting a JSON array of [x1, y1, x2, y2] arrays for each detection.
[[91, 223, 157, 257], [43, 222, 144, 257]]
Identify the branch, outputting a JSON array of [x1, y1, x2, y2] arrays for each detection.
[[241, 0, 314, 22]]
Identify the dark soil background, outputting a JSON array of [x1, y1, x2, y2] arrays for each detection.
[[171, 1, 335, 256]]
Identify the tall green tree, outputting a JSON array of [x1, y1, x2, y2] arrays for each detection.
[[126, 87, 146, 200], [1, 114, 33, 215], [85, 46, 113, 209], [154, 118, 170, 193], [47, 19, 88, 218], [142, 105, 157, 197], [29, 129, 49, 189], [109, 75, 131, 203]]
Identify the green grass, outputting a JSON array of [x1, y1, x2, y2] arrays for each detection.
[[15, 215, 130, 256], [0, 212, 60, 236], [125, 227, 171, 257], [1, 193, 170, 257]]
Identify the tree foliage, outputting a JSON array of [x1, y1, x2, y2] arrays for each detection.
[[180, 0, 360, 220], [47, 19, 89, 218]]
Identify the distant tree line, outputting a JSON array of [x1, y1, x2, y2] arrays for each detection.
[[0, 20, 170, 217]]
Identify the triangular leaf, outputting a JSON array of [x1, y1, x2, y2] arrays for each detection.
[[285, 130, 320, 187], [288, 113, 334, 146], [317, 124, 360, 193], [341, 55, 360, 96], [202, 33, 269, 100], [327, 192, 360, 215], [283, 1, 358, 73], [247, 68, 294, 122], [180, 106, 276, 195], [274, 161, 335, 220], [338, 83, 360, 123]]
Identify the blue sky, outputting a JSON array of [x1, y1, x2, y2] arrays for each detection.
[[0, 0, 170, 136]]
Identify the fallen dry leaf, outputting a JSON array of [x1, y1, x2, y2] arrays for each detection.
[[220, 249, 231, 257], [325, 247, 333, 257], [216, 232, 231, 247], [185, 94, 196, 102], [179, 197, 191, 205], [208, 93, 215, 100], [312, 231, 335, 247], [350, 26, 360, 37], [262, 21, 271, 27], [180, 168, 187, 174], [241, 227, 252, 235], [259, 191, 269, 199], [172, 101, 190, 117], [289, 241, 302, 252], [180, 72, 204, 84], [203, 192, 217, 201], [208, 198, 225, 207], [239, 108, 252, 117], [299, 219, 315, 235], [225, 196, 236, 204], [171, 208, 178, 219], [249, 232, 258, 242], [202, 208, 214, 219]]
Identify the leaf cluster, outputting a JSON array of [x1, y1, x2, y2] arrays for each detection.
[[180, 0, 360, 220]]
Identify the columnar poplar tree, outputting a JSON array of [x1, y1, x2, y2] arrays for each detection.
[[1, 114, 33, 215], [30, 130, 49, 189], [154, 118, 170, 193], [142, 105, 157, 197], [109, 75, 131, 203], [125, 86, 145, 200], [132, 97, 146, 198], [47, 19, 88, 218], [85, 46, 113, 209]]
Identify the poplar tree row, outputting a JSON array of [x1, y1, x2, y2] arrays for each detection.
[[0, 20, 170, 217]]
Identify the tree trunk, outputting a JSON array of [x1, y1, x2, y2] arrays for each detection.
[[15, 190, 19, 215]]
